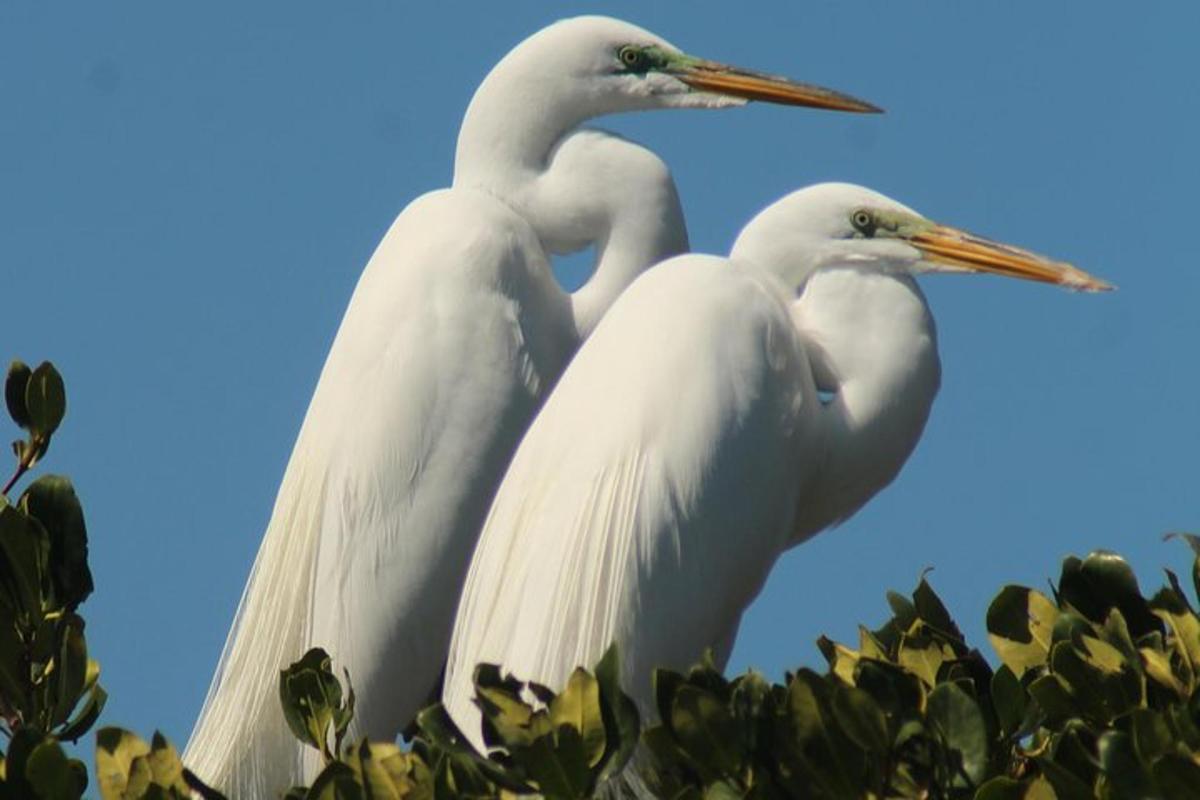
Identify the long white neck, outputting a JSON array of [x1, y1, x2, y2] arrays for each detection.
[[455, 62, 689, 341], [789, 267, 942, 542], [453, 55, 590, 184], [560, 134, 689, 337]]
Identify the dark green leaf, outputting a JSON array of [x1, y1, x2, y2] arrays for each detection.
[[990, 664, 1025, 735], [925, 681, 988, 786], [19, 475, 92, 609], [670, 684, 741, 781], [24, 737, 87, 800], [24, 362, 66, 440], [853, 658, 924, 726], [1130, 708, 1173, 763], [516, 727, 591, 800], [1036, 755, 1094, 800], [593, 643, 640, 785], [0, 598, 26, 717], [1098, 730, 1154, 799], [913, 577, 964, 643], [413, 704, 529, 792], [830, 684, 888, 754], [47, 613, 89, 730], [0, 502, 50, 619], [653, 668, 686, 737], [886, 590, 918, 632], [5, 361, 32, 430], [279, 647, 345, 759], [307, 762, 364, 800], [1028, 673, 1078, 723], [58, 683, 107, 743], [1058, 551, 1161, 638], [1152, 753, 1200, 800]]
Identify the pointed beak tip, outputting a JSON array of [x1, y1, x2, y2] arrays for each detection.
[[1062, 266, 1116, 294]]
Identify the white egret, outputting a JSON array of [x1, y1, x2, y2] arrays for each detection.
[[183, 17, 878, 796], [443, 182, 1111, 752]]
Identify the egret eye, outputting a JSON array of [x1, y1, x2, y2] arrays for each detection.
[[850, 209, 875, 236], [618, 45, 647, 72]]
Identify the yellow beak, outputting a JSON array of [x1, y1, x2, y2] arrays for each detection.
[[910, 225, 1113, 292], [674, 60, 882, 113]]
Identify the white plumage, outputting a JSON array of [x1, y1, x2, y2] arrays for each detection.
[[443, 183, 1109, 749], [184, 17, 879, 796]]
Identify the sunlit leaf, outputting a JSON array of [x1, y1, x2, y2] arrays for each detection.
[[987, 586, 1058, 678], [549, 668, 606, 768], [95, 727, 151, 800]]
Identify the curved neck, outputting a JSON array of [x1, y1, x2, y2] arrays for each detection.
[[452, 41, 689, 342], [461, 110, 689, 341], [454, 34, 609, 187], [790, 268, 942, 542], [568, 168, 688, 338]]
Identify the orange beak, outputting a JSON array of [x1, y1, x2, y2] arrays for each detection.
[[911, 225, 1113, 292], [673, 60, 882, 113]]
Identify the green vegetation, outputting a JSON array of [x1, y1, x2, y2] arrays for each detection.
[[2, 360, 1198, 799]]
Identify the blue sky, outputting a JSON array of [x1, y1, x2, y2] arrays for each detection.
[[2, 1, 1197, 762]]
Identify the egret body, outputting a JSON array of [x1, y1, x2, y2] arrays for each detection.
[[184, 18, 877, 796], [443, 183, 1110, 750]]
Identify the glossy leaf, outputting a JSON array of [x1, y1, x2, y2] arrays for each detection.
[[925, 680, 988, 786], [990, 664, 1025, 735], [670, 684, 741, 781], [279, 648, 346, 760], [830, 684, 888, 754], [47, 613, 89, 731], [549, 668, 605, 768], [24, 362, 66, 440], [987, 586, 1057, 678], [1058, 551, 1160, 638], [57, 682, 107, 743], [23, 737, 87, 800], [19, 475, 92, 609], [0, 502, 50, 620], [1097, 730, 1154, 799], [4, 361, 32, 430], [95, 727, 152, 800], [593, 643, 640, 785], [913, 577, 963, 642]]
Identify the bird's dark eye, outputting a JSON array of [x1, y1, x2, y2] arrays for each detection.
[[618, 45, 648, 72], [851, 209, 875, 236]]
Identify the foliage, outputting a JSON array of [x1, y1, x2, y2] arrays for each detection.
[[3, 359, 1199, 799], [0, 360, 105, 798], [182, 543, 1200, 799]]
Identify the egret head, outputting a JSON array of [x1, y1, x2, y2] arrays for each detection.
[[731, 182, 1113, 293], [470, 16, 879, 127]]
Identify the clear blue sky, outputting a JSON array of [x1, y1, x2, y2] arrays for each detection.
[[2, 1, 1196, 759]]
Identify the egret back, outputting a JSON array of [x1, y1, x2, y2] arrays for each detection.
[[184, 189, 574, 796], [444, 256, 818, 742]]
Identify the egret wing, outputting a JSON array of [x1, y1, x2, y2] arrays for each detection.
[[185, 189, 573, 794], [444, 256, 818, 742]]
